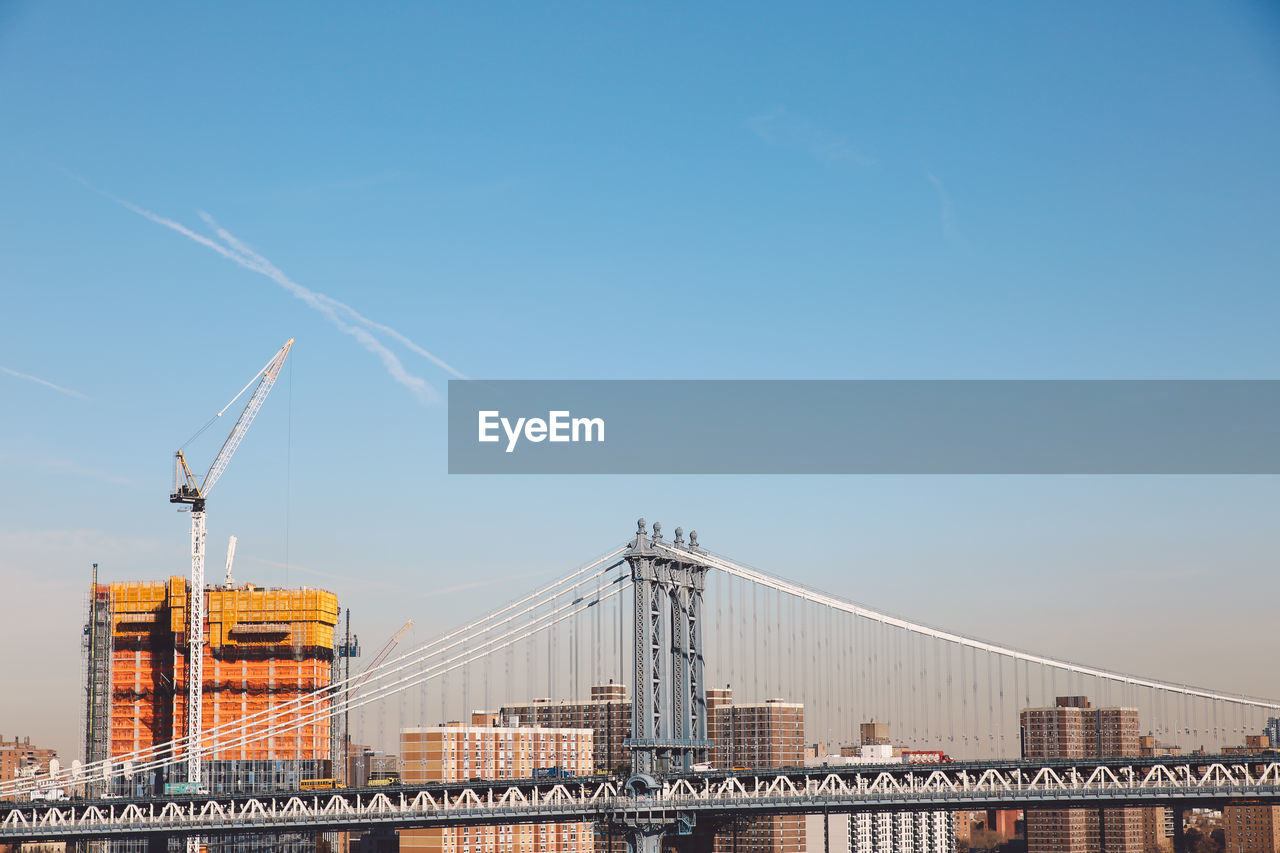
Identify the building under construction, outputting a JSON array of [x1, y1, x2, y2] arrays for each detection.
[[84, 574, 341, 851]]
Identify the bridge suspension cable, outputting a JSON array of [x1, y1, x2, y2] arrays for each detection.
[[665, 539, 1277, 758], [3, 548, 628, 798], [672, 542, 1280, 711], [15, 535, 1278, 797]]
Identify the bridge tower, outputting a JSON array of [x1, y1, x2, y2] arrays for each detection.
[[622, 518, 713, 853]]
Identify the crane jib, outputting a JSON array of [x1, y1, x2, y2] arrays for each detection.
[[167, 337, 294, 809]]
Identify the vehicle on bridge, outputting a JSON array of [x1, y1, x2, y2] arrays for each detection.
[[164, 782, 209, 796], [532, 766, 576, 780], [299, 778, 346, 791]]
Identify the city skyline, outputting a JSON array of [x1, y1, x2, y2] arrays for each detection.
[[8, 673, 1279, 852], [4, 531, 1279, 850], [2, 1, 1278, 770]]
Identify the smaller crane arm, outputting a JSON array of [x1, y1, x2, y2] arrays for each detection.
[[354, 621, 413, 691], [223, 535, 239, 586]]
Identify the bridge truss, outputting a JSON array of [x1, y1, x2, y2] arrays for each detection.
[[3, 757, 1280, 843]]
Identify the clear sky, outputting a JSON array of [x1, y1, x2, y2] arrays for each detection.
[[1, 3, 1277, 761]]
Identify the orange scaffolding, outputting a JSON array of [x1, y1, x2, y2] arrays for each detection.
[[107, 580, 339, 763]]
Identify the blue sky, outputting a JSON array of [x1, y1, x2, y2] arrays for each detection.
[[1, 3, 1277, 759]]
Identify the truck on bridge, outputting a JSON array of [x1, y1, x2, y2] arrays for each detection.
[[532, 766, 577, 780]]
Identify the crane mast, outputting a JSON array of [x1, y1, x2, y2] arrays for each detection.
[[170, 339, 293, 795]]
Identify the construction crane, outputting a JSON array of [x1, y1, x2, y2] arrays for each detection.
[[349, 621, 412, 776], [355, 620, 413, 690], [170, 339, 293, 792]]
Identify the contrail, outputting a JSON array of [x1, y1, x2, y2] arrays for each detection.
[[925, 170, 963, 246], [115, 199, 465, 402], [197, 212, 468, 380], [0, 366, 88, 399], [119, 200, 251, 267]]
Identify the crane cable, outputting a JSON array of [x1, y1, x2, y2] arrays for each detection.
[[179, 350, 278, 451]]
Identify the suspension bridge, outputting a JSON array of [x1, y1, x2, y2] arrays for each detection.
[[2, 519, 1277, 850]]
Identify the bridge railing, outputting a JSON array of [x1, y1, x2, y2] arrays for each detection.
[[5, 761, 1280, 843]]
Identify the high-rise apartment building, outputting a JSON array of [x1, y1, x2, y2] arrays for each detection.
[[1141, 807, 1175, 853], [505, 685, 806, 853], [710, 697, 804, 770], [1223, 729, 1280, 853], [0, 736, 59, 790], [399, 713, 593, 853], [1225, 804, 1280, 853], [712, 696, 805, 853], [500, 682, 630, 773], [1020, 696, 1145, 853], [84, 577, 340, 851], [499, 684, 631, 852]]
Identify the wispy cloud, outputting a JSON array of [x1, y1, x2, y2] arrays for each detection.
[[0, 450, 136, 488], [107, 191, 464, 403], [197, 212, 467, 381], [925, 170, 965, 247], [748, 108, 876, 167], [418, 568, 561, 600], [0, 366, 87, 399]]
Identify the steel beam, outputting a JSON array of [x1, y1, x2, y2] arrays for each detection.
[[623, 519, 713, 851], [5, 763, 1280, 844]]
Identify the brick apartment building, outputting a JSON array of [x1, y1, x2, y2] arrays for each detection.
[[0, 735, 59, 789], [1020, 696, 1150, 853], [1222, 732, 1280, 853], [1225, 803, 1280, 853], [503, 685, 805, 853], [400, 712, 593, 853], [710, 695, 806, 853], [500, 682, 630, 773]]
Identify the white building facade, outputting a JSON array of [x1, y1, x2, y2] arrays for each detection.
[[803, 744, 957, 853]]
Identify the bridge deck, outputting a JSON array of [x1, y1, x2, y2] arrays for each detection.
[[3, 755, 1278, 843]]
